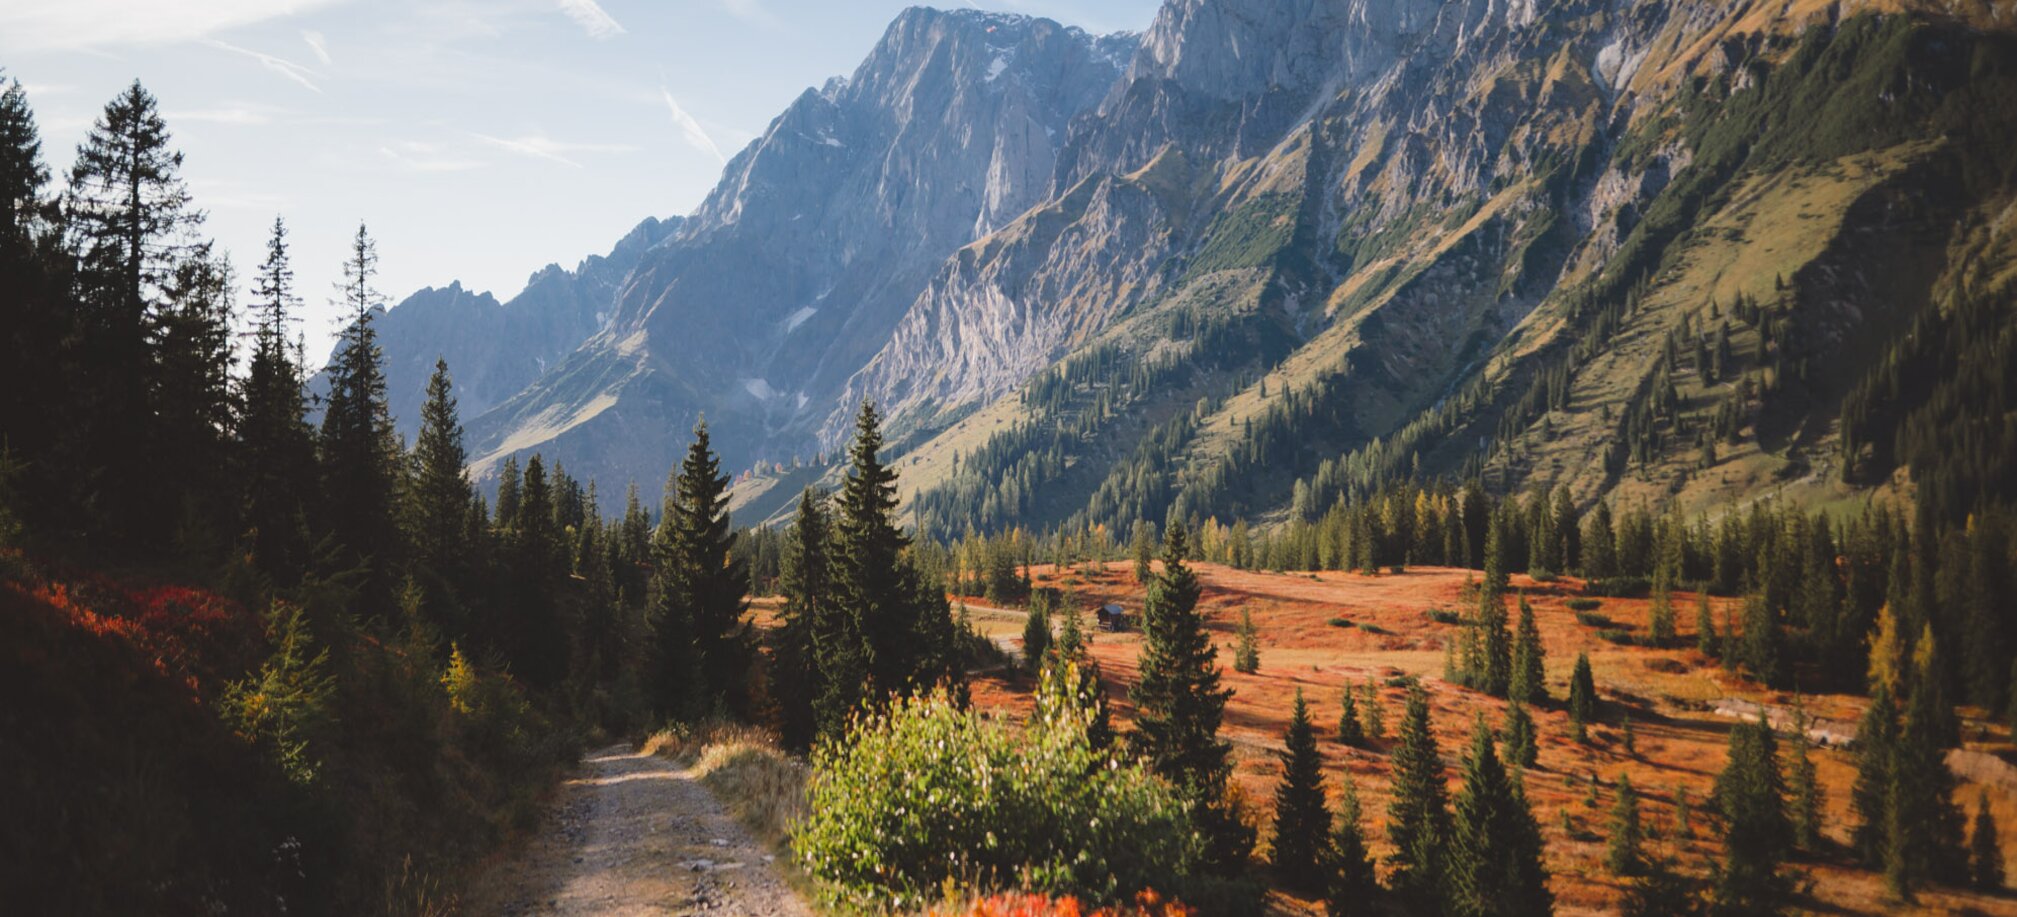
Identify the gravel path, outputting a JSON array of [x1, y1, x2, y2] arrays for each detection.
[[473, 745, 810, 916]]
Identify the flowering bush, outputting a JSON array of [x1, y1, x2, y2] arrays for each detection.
[[793, 667, 1202, 910]]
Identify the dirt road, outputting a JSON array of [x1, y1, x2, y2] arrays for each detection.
[[473, 745, 810, 915]]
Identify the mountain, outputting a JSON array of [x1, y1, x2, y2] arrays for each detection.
[[367, 0, 2017, 531], [315, 216, 681, 442], [458, 8, 1139, 494]]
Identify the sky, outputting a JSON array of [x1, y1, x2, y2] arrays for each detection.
[[0, 0, 1162, 363]]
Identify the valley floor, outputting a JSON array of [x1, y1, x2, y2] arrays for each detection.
[[469, 745, 809, 916]]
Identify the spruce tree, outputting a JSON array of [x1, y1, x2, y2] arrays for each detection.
[[1971, 790, 2005, 892], [1361, 678, 1385, 740], [1568, 653, 1597, 743], [406, 358, 472, 611], [236, 216, 316, 579], [1504, 702, 1538, 770], [318, 223, 403, 604], [1272, 689, 1331, 891], [1130, 520, 1252, 872], [1327, 772, 1379, 916], [1785, 700, 1820, 852], [1021, 590, 1052, 674], [1337, 684, 1364, 747], [1885, 641, 1967, 899], [1850, 683, 1900, 864], [1712, 717, 1790, 914], [1044, 598, 1112, 753], [1649, 548, 1677, 646], [776, 488, 833, 750], [832, 401, 951, 699], [1477, 578, 1512, 697], [0, 79, 45, 241], [1739, 593, 1786, 687], [1695, 594, 1717, 656], [1386, 681, 1452, 907], [1449, 712, 1553, 917], [1510, 595, 1546, 704], [657, 421, 752, 716], [1234, 607, 1260, 674], [1608, 773, 1644, 875]]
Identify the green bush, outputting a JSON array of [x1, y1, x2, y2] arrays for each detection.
[[1567, 598, 1603, 612], [1426, 608, 1464, 625], [1575, 611, 1616, 628], [1360, 623, 1394, 636], [1327, 617, 1355, 628], [793, 680, 1201, 909], [1599, 629, 1640, 646], [1529, 569, 1559, 583]]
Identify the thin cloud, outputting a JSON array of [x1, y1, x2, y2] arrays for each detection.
[[0, 0, 349, 52], [556, 0, 625, 39], [660, 88, 725, 164], [206, 39, 323, 93], [379, 141, 483, 174], [168, 106, 273, 125], [470, 132, 639, 168], [301, 30, 332, 65], [718, 0, 780, 27]]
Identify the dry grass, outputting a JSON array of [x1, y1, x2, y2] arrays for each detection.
[[642, 723, 808, 849], [963, 561, 2017, 916]]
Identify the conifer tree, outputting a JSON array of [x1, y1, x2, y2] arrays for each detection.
[[1361, 678, 1385, 740], [776, 488, 833, 749], [1477, 579, 1512, 697], [319, 223, 403, 604], [1337, 684, 1364, 747], [1675, 786, 1693, 838], [1510, 595, 1546, 704], [1234, 607, 1260, 674], [1739, 593, 1786, 687], [656, 421, 751, 716], [1885, 640, 1967, 898], [407, 358, 472, 609], [1043, 598, 1112, 753], [1327, 772, 1379, 916], [1569, 653, 1597, 743], [1504, 702, 1538, 770], [1132, 520, 1155, 584], [1449, 712, 1553, 917], [0, 79, 45, 241], [1785, 700, 1820, 852], [1851, 683, 1899, 864], [1022, 589, 1052, 674], [833, 401, 952, 699], [236, 216, 316, 578], [1971, 791, 2004, 892], [1712, 717, 1790, 914], [1386, 681, 1452, 906], [1272, 689, 1331, 891], [1131, 520, 1252, 872], [1696, 595, 1717, 656], [1649, 546, 1678, 645], [1608, 774, 1644, 876]]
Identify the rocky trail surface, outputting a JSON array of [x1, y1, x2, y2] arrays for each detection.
[[471, 745, 810, 915]]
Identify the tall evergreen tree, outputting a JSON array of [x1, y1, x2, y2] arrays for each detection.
[[1971, 791, 2005, 892], [1504, 702, 1538, 770], [1386, 681, 1452, 906], [406, 358, 472, 615], [1131, 520, 1252, 873], [1739, 593, 1786, 687], [1337, 683, 1364, 747], [1234, 607, 1260, 674], [1448, 713, 1553, 917], [832, 402, 953, 700], [1327, 772, 1379, 916], [1850, 684, 1900, 864], [64, 80, 204, 551], [1608, 774, 1644, 876], [151, 241, 235, 553], [505, 455, 567, 685], [1696, 595, 1717, 656], [1712, 717, 1790, 914], [776, 488, 833, 750], [1785, 700, 1821, 852], [1568, 653, 1598, 743], [0, 79, 45, 241], [1272, 689, 1331, 891], [318, 223, 402, 604], [1510, 595, 1546, 704], [1884, 638, 1967, 899], [653, 421, 751, 716], [0, 77, 67, 520], [1022, 590, 1052, 674], [236, 216, 316, 579]]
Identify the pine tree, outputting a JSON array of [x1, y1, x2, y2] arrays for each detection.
[[833, 401, 952, 700], [64, 81, 204, 552], [318, 224, 403, 597], [1021, 590, 1052, 674], [776, 488, 833, 750], [1620, 857, 1708, 917], [1477, 580, 1513, 697], [1132, 520, 1155, 584], [656, 421, 752, 716], [1971, 791, 2005, 892], [1272, 689, 1331, 891], [406, 359, 472, 611], [1386, 681, 1452, 907], [152, 242, 235, 553], [1850, 683, 1899, 864], [1234, 607, 1260, 674], [0, 79, 45, 241], [1569, 653, 1598, 743], [1712, 716, 1790, 914], [1885, 639, 1967, 899], [1510, 595, 1546, 704], [1361, 678, 1385, 740], [1739, 593, 1786, 687], [1337, 684, 1364, 747], [1044, 598, 1113, 753], [1675, 786, 1693, 838], [1695, 595, 1717, 656], [1449, 712, 1554, 917], [1649, 542, 1678, 645], [1785, 700, 1820, 852], [236, 216, 316, 580], [1608, 774, 1644, 875], [1130, 520, 1252, 872], [1327, 772, 1380, 916], [1504, 702, 1538, 770]]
